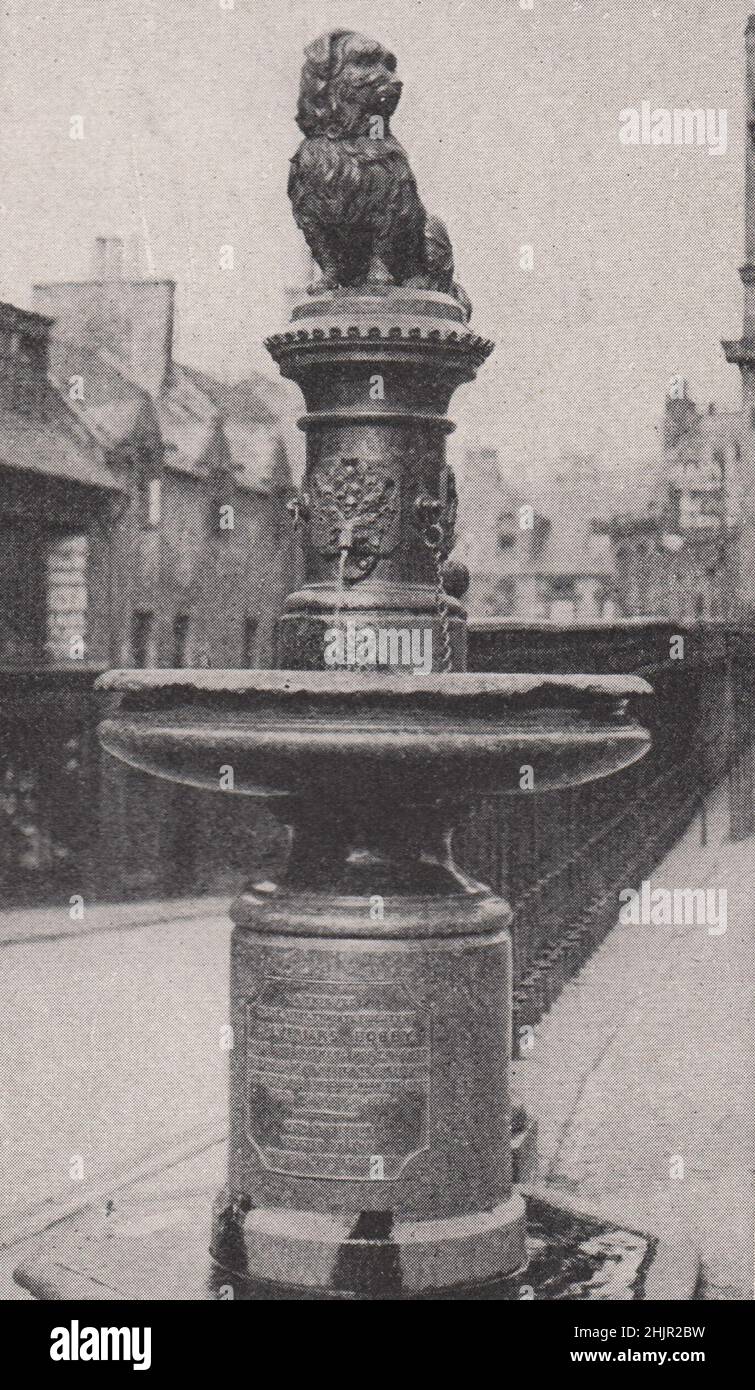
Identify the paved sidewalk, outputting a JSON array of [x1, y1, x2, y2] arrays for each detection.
[[514, 784, 755, 1299], [0, 894, 232, 1298], [0, 906, 231, 1237], [0, 895, 229, 948]]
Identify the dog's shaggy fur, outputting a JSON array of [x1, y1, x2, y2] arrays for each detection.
[[413, 216, 473, 322], [288, 30, 428, 290]]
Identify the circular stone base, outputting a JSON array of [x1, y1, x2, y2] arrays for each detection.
[[289, 285, 470, 326], [210, 1193, 527, 1297], [13, 1186, 700, 1301]]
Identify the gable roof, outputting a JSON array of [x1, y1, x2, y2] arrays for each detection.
[[169, 364, 292, 493], [46, 335, 157, 449], [43, 336, 293, 494], [0, 404, 122, 492], [177, 365, 291, 429]]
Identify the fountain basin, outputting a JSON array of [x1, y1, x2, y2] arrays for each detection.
[[91, 666, 653, 1295], [96, 668, 651, 803]]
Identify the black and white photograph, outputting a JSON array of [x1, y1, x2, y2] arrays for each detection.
[[0, 0, 752, 1353]]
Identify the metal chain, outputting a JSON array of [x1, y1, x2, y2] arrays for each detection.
[[422, 525, 453, 673], [413, 496, 452, 673]]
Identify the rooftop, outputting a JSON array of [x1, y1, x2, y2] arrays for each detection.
[[44, 336, 293, 495], [0, 408, 122, 492]]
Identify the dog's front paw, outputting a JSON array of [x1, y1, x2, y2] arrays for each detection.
[[366, 257, 395, 287], [307, 274, 339, 294]]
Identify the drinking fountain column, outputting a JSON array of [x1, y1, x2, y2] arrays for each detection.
[[268, 288, 492, 674], [209, 290, 530, 1296], [14, 27, 693, 1303]]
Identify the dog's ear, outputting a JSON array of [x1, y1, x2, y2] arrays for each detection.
[[296, 30, 353, 135], [302, 30, 349, 75]]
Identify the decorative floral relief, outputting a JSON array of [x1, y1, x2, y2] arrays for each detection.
[[287, 456, 400, 583]]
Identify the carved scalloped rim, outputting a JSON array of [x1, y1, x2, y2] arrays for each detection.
[[264, 324, 494, 357]]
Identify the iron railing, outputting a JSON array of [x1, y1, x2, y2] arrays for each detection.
[[459, 620, 750, 1037]]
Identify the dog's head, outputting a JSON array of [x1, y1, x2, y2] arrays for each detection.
[[296, 30, 402, 137]]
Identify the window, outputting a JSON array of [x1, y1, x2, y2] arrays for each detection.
[[172, 614, 190, 668], [497, 511, 516, 549], [131, 611, 154, 668], [138, 473, 162, 528], [45, 534, 88, 664], [242, 617, 258, 668], [147, 478, 162, 527], [495, 578, 515, 615]]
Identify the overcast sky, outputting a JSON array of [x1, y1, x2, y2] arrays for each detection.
[[1, 0, 753, 481]]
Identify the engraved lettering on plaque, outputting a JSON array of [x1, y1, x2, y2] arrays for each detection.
[[245, 978, 430, 1180]]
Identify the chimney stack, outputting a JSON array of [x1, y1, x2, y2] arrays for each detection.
[[34, 235, 175, 399], [91, 236, 124, 281]]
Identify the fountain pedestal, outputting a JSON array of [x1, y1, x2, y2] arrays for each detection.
[[15, 669, 691, 1302], [267, 289, 492, 672], [222, 887, 522, 1293], [11, 289, 697, 1301], [219, 801, 524, 1295], [29, 668, 650, 1300]]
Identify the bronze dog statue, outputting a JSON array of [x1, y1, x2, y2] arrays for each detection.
[[288, 29, 428, 291]]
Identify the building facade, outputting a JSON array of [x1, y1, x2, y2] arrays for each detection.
[[604, 387, 736, 622], [0, 299, 124, 902], [457, 449, 618, 622], [1, 243, 298, 904], [33, 238, 298, 671]]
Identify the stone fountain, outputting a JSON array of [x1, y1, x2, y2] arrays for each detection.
[[15, 31, 698, 1302]]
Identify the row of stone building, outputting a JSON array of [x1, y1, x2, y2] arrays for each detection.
[[1, 237, 300, 672], [0, 237, 300, 903], [606, 16, 755, 626], [456, 400, 735, 628], [455, 17, 755, 630]]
